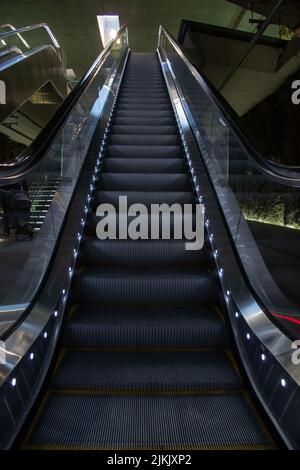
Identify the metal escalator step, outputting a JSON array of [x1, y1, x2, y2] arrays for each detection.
[[93, 190, 194, 207], [99, 173, 191, 190], [23, 393, 274, 450], [106, 145, 182, 158], [111, 125, 177, 135], [73, 267, 217, 305], [124, 77, 163, 82], [52, 350, 241, 391], [116, 103, 171, 111], [117, 98, 170, 105], [115, 110, 172, 118], [103, 157, 186, 173], [65, 305, 228, 349], [85, 212, 199, 237], [79, 239, 210, 266], [109, 134, 179, 145], [121, 84, 165, 90], [120, 93, 167, 100], [114, 116, 174, 126]]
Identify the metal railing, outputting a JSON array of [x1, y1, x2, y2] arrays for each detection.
[[0, 23, 61, 55], [158, 25, 300, 188], [0, 25, 128, 183]]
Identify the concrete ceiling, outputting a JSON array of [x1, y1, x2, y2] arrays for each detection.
[[0, 0, 281, 77]]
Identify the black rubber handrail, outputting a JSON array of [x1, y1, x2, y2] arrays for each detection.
[[159, 25, 300, 188], [0, 25, 128, 186]]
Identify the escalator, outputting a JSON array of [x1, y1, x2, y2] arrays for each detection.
[[1, 25, 300, 451], [0, 23, 68, 166], [20, 53, 275, 450]]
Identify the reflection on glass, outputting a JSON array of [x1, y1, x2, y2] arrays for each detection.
[[0, 28, 128, 335], [160, 28, 300, 338]]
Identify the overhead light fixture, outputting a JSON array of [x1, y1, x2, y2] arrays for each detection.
[[97, 15, 120, 48]]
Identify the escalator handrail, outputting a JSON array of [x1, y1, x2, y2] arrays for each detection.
[[0, 24, 128, 185], [158, 25, 300, 188], [0, 23, 31, 50], [0, 23, 61, 53]]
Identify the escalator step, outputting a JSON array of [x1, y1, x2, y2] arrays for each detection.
[[99, 173, 191, 190], [52, 350, 241, 391], [117, 98, 170, 105], [103, 157, 186, 173], [65, 305, 227, 349], [85, 212, 199, 237], [106, 145, 182, 158], [109, 134, 179, 145], [114, 117, 174, 126], [116, 104, 171, 111], [93, 190, 194, 207], [121, 85, 165, 91], [120, 93, 167, 100], [115, 110, 172, 118], [23, 393, 274, 450], [73, 267, 217, 305], [79, 239, 210, 266], [111, 125, 177, 135]]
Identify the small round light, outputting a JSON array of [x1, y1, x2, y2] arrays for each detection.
[[226, 290, 230, 297], [235, 312, 239, 318], [261, 354, 266, 361], [54, 310, 58, 317], [62, 289, 66, 295], [29, 352, 34, 360], [246, 333, 250, 340], [214, 249, 218, 257], [281, 378, 286, 387], [77, 233, 81, 240], [11, 378, 16, 387], [43, 331, 48, 339], [219, 268, 223, 276], [209, 234, 214, 241]]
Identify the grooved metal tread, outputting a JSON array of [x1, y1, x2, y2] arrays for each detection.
[[23, 393, 274, 450], [79, 238, 210, 266], [52, 350, 241, 391], [64, 305, 228, 349], [73, 266, 217, 305], [106, 144, 183, 158], [103, 157, 186, 173], [99, 173, 191, 190], [93, 189, 194, 206]]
